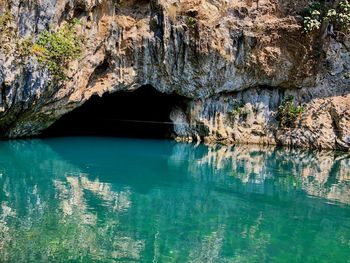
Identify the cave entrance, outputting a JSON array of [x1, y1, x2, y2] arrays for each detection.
[[43, 85, 186, 139]]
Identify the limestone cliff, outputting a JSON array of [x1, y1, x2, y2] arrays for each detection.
[[0, 0, 349, 150]]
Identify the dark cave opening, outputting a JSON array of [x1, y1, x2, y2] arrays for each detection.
[[43, 85, 187, 139]]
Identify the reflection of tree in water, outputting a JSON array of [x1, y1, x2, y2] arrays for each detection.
[[0, 139, 349, 262]]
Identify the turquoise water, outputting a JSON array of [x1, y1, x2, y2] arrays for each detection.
[[0, 137, 350, 262]]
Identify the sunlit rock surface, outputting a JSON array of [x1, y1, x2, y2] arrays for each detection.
[[0, 0, 349, 150]]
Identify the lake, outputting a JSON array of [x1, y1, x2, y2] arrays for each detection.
[[0, 137, 350, 262]]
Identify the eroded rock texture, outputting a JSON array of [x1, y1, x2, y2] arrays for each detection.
[[0, 0, 349, 150]]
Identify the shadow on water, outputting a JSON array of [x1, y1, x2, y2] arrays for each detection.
[[0, 137, 350, 262]]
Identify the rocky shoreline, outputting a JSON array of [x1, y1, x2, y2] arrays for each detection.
[[0, 0, 349, 150]]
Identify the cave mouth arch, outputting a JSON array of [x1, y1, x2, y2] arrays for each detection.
[[43, 85, 187, 139]]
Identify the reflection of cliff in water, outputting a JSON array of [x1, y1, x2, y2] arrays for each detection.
[[43, 138, 350, 206], [0, 140, 142, 261], [0, 138, 349, 262], [170, 143, 350, 205]]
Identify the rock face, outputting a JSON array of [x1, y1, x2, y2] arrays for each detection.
[[0, 0, 349, 150]]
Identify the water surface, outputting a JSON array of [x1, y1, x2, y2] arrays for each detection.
[[0, 137, 350, 262]]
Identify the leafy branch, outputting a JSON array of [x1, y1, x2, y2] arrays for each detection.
[[276, 96, 304, 128], [303, 0, 350, 33], [21, 19, 84, 81]]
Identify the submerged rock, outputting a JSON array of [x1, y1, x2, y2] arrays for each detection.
[[0, 0, 349, 150]]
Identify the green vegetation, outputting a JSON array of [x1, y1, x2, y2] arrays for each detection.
[[33, 19, 83, 80], [276, 95, 304, 128], [114, 0, 123, 9], [0, 10, 83, 81], [229, 100, 245, 118], [21, 19, 83, 81], [0, 11, 14, 53], [18, 36, 34, 57], [303, 0, 350, 33], [303, 2, 322, 32], [186, 16, 197, 29]]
